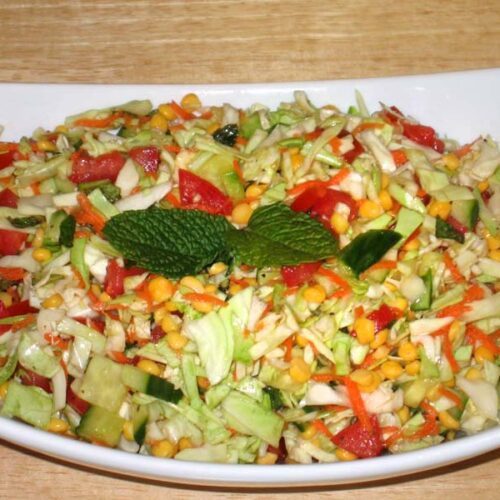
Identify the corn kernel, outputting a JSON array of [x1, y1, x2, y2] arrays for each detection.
[[32, 228, 44, 248], [335, 448, 357, 461], [229, 283, 242, 296], [465, 367, 482, 380], [55, 125, 68, 134], [123, 421, 134, 441], [446, 430, 456, 441], [208, 262, 227, 275], [448, 320, 463, 342], [154, 307, 168, 324], [443, 377, 455, 388], [301, 425, 317, 440], [474, 345, 495, 363], [370, 328, 389, 349], [0, 292, 13, 308], [486, 235, 500, 251], [353, 317, 375, 345], [246, 184, 266, 199], [373, 345, 390, 360], [381, 360, 404, 380], [403, 238, 420, 251], [397, 405, 410, 425], [204, 284, 217, 294], [398, 341, 418, 362], [164, 300, 178, 312], [231, 202, 253, 225], [32, 247, 52, 263], [137, 359, 162, 377], [378, 190, 393, 211], [428, 200, 451, 219], [438, 410, 460, 430], [381, 173, 390, 189], [37, 139, 57, 152], [477, 180, 489, 192], [358, 371, 382, 393], [330, 212, 349, 234], [442, 153, 460, 171], [178, 437, 194, 451], [0, 381, 9, 400], [151, 439, 177, 458], [426, 384, 441, 402], [191, 300, 214, 313], [405, 360, 421, 376], [359, 199, 383, 219], [166, 331, 188, 351], [150, 113, 169, 132], [197, 376, 210, 390], [351, 369, 375, 387], [180, 93, 201, 112], [179, 276, 204, 293], [42, 293, 64, 309], [387, 297, 408, 312], [291, 153, 303, 171], [303, 285, 326, 304], [158, 103, 177, 121], [489, 249, 500, 262], [289, 357, 311, 384], [160, 314, 178, 334], [47, 418, 69, 434], [148, 277, 174, 303], [256, 452, 278, 465], [206, 122, 220, 134], [294, 334, 308, 348]]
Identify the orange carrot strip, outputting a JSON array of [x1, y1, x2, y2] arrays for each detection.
[[326, 167, 350, 186], [325, 404, 349, 413], [169, 101, 195, 121], [11, 315, 36, 332], [75, 193, 107, 233], [233, 159, 245, 184], [316, 267, 351, 292], [391, 150, 408, 166], [165, 192, 181, 208], [44, 333, 69, 350], [442, 332, 460, 373], [455, 143, 473, 158], [311, 419, 335, 440], [365, 260, 397, 272], [0, 267, 26, 281], [282, 336, 294, 362], [438, 387, 463, 408], [443, 252, 465, 282], [464, 284, 485, 302], [311, 373, 345, 383], [437, 302, 471, 318], [183, 293, 226, 307], [466, 324, 499, 355], [344, 376, 372, 432], [352, 122, 385, 135], [287, 180, 325, 197], [164, 144, 181, 154], [109, 351, 132, 364]]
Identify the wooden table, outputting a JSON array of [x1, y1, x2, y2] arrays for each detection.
[[0, 0, 499, 498]]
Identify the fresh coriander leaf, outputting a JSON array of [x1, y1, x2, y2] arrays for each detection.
[[103, 208, 231, 279], [340, 229, 401, 276], [227, 203, 339, 267]]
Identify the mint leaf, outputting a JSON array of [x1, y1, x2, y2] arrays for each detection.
[[104, 208, 231, 278], [227, 203, 339, 267]]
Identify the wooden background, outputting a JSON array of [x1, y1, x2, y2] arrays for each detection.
[[0, 0, 499, 498]]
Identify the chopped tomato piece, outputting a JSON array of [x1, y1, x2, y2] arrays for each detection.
[[367, 304, 402, 332], [402, 122, 444, 153], [0, 150, 16, 170], [281, 262, 321, 287], [178, 169, 233, 216], [67, 384, 90, 414], [331, 415, 384, 458], [342, 138, 364, 164], [20, 367, 52, 393], [103, 259, 126, 298], [0, 188, 18, 208], [0, 229, 28, 256], [129, 146, 160, 173], [0, 299, 38, 319], [69, 150, 125, 184]]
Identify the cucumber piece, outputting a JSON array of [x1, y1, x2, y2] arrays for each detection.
[[222, 170, 245, 202], [339, 229, 402, 276], [435, 217, 465, 243], [240, 112, 261, 139], [450, 199, 479, 230], [77, 356, 128, 413], [394, 207, 424, 245], [411, 269, 433, 311], [77, 405, 125, 447], [43, 209, 69, 250], [0, 381, 53, 429], [132, 404, 149, 445], [121, 365, 183, 403]]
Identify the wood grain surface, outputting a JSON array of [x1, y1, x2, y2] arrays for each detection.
[[0, 0, 499, 498]]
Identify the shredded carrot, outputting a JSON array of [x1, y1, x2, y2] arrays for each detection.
[[75, 193, 106, 234], [282, 336, 294, 362], [311, 419, 335, 440], [325, 404, 349, 413], [0, 267, 26, 281], [455, 143, 473, 158], [354, 305, 365, 319], [135, 284, 153, 312], [329, 137, 343, 155], [11, 315, 36, 332], [438, 387, 463, 408], [31, 182, 41, 195], [235, 136, 248, 146], [311, 373, 345, 383], [44, 333, 69, 350], [463, 284, 485, 302], [283, 285, 299, 296], [316, 267, 351, 294], [443, 252, 465, 282], [233, 159, 245, 184], [169, 101, 195, 121], [344, 376, 372, 432], [165, 192, 182, 208], [391, 150, 408, 166], [437, 302, 470, 318], [327, 167, 350, 186], [109, 351, 132, 364], [183, 293, 226, 307], [287, 180, 325, 197], [442, 331, 460, 373], [365, 260, 397, 273], [164, 144, 181, 154], [361, 353, 377, 369], [0, 142, 19, 152], [466, 324, 499, 355], [329, 288, 351, 299], [73, 112, 122, 128], [352, 122, 385, 136]]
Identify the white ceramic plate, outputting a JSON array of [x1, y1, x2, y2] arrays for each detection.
[[0, 69, 499, 487]]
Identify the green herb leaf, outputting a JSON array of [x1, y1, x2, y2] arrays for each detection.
[[227, 203, 339, 267], [104, 208, 232, 279], [340, 229, 402, 276], [7, 215, 45, 228]]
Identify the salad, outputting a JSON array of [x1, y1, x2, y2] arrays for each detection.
[[0, 90, 498, 465]]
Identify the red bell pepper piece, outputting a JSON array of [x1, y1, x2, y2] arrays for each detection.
[[291, 185, 328, 213], [367, 304, 402, 333], [151, 324, 166, 344], [129, 146, 160, 174], [69, 150, 125, 184], [178, 169, 233, 216], [0, 229, 28, 256], [20, 367, 52, 393], [0, 188, 18, 208], [331, 415, 384, 458], [0, 299, 38, 319], [67, 384, 90, 415], [402, 122, 444, 153], [0, 150, 16, 170], [342, 138, 364, 164], [281, 262, 321, 287]]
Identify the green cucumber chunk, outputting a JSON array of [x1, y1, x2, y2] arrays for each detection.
[[435, 217, 465, 243], [450, 199, 479, 230], [411, 269, 433, 311], [77, 405, 125, 447]]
